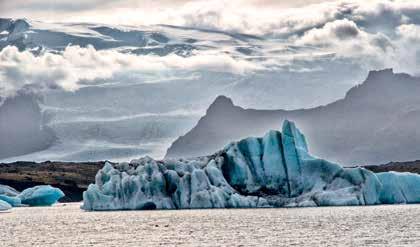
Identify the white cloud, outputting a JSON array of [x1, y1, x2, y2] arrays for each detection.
[[2, 0, 420, 100], [296, 19, 361, 46], [3, 0, 420, 36], [393, 24, 420, 73], [0, 45, 261, 99], [397, 24, 420, 41], [104, 0, 420, 36], [291, 17, 420, 74]]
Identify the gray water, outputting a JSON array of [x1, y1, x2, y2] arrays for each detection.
[[1, 203, 420, 246]]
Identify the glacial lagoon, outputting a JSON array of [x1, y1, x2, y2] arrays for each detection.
[[1, 203, 420, 246]]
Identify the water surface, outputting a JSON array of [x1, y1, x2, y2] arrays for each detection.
[[1, 203, 419, 246]]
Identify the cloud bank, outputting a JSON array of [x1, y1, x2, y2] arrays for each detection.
[[0, 45, 261, 99], [1, 0, 420, 101]]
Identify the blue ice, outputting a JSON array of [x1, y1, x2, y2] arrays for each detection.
[[0, 199, 12, 211], [18, 185, 65, 206], [82, 120, 420, 211]]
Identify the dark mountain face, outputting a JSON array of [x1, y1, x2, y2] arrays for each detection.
[[165, 69, 420, 166], [0, 93, 56, 159]]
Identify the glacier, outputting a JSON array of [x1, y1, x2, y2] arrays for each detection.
[[0, 185, 64, 208], [82, 120, 420, 210]]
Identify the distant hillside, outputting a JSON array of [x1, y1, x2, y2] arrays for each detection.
[[363, 160, 420, 174], [0, 161, 105, 202], [166, 69, 420, 166], [0, 93, 56, 159]]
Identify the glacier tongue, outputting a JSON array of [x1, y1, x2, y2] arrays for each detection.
[[82, 120, 420, 211]]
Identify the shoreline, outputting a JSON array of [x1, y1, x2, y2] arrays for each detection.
[[1, 160, 419, 203]]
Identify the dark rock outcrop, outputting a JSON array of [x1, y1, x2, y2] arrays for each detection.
[[0, 161, 106, 202], [364, 160, 420, 174]]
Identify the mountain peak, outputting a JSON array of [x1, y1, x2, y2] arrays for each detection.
[[343, 68, 411, 100], [206, 95, 235, 113], [366, 68, 394, 80]]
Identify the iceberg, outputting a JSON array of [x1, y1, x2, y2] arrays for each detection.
[[0, 185, 21, 207], [0, 199, 11, 211], [0, 194, 21, 207], [0, 184, 65, 207], [0, 184, 20, 197], [377, 172, 420, 204], [82, 120, 420, 211], [18, 185, 65, 206], [0, 184, 64, 208]]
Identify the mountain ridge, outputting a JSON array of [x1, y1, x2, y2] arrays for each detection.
[[0, 93, 56, 159], [165, 69, 420, 166]]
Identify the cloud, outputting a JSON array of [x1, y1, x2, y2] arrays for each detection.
[[0, 0, 332, 18], [3, 0, 420, 36], [294, 19, 393, 60], [393, 24, 420, 73], [2, 0, 420, 101], [296, 19, 360, 46], [0, 45, 261, 99], [292, 17, 420, 74], [397, 24, 420, 41]]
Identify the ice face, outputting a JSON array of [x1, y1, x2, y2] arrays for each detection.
[[82, 120, 420, 211], [82, 157, 267, 211], [222, 120, 382, 207], [18, 185, 65, 206], [377, 172, 420, 204]]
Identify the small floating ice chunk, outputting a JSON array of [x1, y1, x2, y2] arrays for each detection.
[[18, 185, 64, 206], [0, 199, 12, 211], [0, 195, 21, 207], [0, 185, 20, 197]]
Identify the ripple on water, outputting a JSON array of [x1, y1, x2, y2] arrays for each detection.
[[1, 203, 420, 246]]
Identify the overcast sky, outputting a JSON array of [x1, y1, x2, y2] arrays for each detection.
[[0, 0, 338, 24], [2, 0, 420, 101]]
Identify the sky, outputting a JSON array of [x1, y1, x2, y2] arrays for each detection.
[[1, 0, 340, 25], [1, 0, 420, 104]]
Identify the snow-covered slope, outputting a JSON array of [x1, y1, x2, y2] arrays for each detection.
[[0, 18, 417, 163], [0, 18, 367, 162], [0, 18, 264, 55]]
